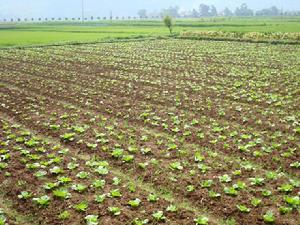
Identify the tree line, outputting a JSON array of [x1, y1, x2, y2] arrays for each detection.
[[138, 3, 300, 18], [1, 3, 299, 23], [0, 16, 139, 23]]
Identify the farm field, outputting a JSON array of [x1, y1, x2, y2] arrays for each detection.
[[0, 17, 300, 47], [0, 39, 299, 225]]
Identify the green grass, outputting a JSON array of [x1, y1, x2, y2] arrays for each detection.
[[0, 17, 299, 47]]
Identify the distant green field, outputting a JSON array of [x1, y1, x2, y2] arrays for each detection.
[[0, 17, 299, 47]]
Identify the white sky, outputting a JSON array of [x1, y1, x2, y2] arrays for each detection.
[[0, 0, 298, 19]]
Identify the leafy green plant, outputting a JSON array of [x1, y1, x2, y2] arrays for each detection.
[[76, 171, 90, 179], [194, 152, 205, 162], [67, 162, 79, 170], [201, 180, 213, 188], [57, 176, 72, 184], [94, 166, 109, 175], [128, 198, 141, 208], [58, 210, 70, 220], [251, 198, 262, 207], [111, 148, 124, 158], [132, 218, 149, 225], [284, 196, 300, 208], [25, 138, 39, 148], [263, 211, 275, 223], [86, 143, 97, 149], [232, 181, 247, 190], [112, 177, 121, 185], [50, 124, 60, 130], [152, 211, 166, 221], [0, 163, 8, 170], [265, 171, 278, 180], [249, 177, 265, 186], [0, 211, 6, 225], [236, 205, 251, 213], [140, 147, 151, 155], [169, 161, 183, 171], [108, 206, 121, 216], [198, 163, 210, 173], [290, 161, 300, 169], [74, 201, 88, 212], [33, 195, 50, 207], [71, 183, 87, 193], [95, 194, 106, 203], [85, 215, 99, 225], [194, 215, 209, 225], [186, 185, 195, 193], [279, 206, 293, 215], [278, 184, 293, 193], [109, 189, 122, 198], [43, 182, 58, 190], [166, 204, 177, 212], [18, 191, 32, 200], [261, 189, 272, 197], [50, 166, 63, 175], [122, 154, 134, 163], [224, 187, 239, 196], [34, 170, 47, 178], [72, 125, 87, 134], [219, 174, 232, 183], [209, 190, 221, 199], [53, 188, 71, 200], [92, 179, 105, 189], [60, 133, 75, 142], [147, 193, 159, 202]]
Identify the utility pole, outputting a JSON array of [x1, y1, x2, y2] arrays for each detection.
[[281, 0, 284, 20], [82, 0, 85, 22], [110, 10, 113, 22]]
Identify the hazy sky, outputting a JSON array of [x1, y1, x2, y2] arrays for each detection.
[[0, 0, 299, 19]]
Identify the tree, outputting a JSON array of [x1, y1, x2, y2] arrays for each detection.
[[256, 6, 280, 16], [270, 6, 280, 16], [199, 4, 210, 17], [210, 5, 218, 17], [138, 9, 147, 18], [235, 3, 254, 17], [161, 6, 179, 18], [191, 9, 199, 18], [223, 7, 233, 17], [163, 15, 173, 35]]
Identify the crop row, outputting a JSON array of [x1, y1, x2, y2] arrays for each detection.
[[0, 39, 299, 225]]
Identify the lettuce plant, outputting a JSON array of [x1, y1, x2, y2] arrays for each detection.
[[33, 195, 50, 207], [85, 215, 99, 225], [108, 207, 121, 216], [166, 204, 177, 212], [95, 194, 106, 203], [128, 198, 141, 208], [109, 189, 122, 198], [18, 191, 32, 200], [263, 211, 275, 223], [194, 215, 209, 225], [74, 201, 88, 212], [152, 211, 166, 221], [71, 183, 87, 193], [236, 205, 251, 213], [58, 211, 70, 220], [53, 188, 71, 200], [147, 193, 159, 202]]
